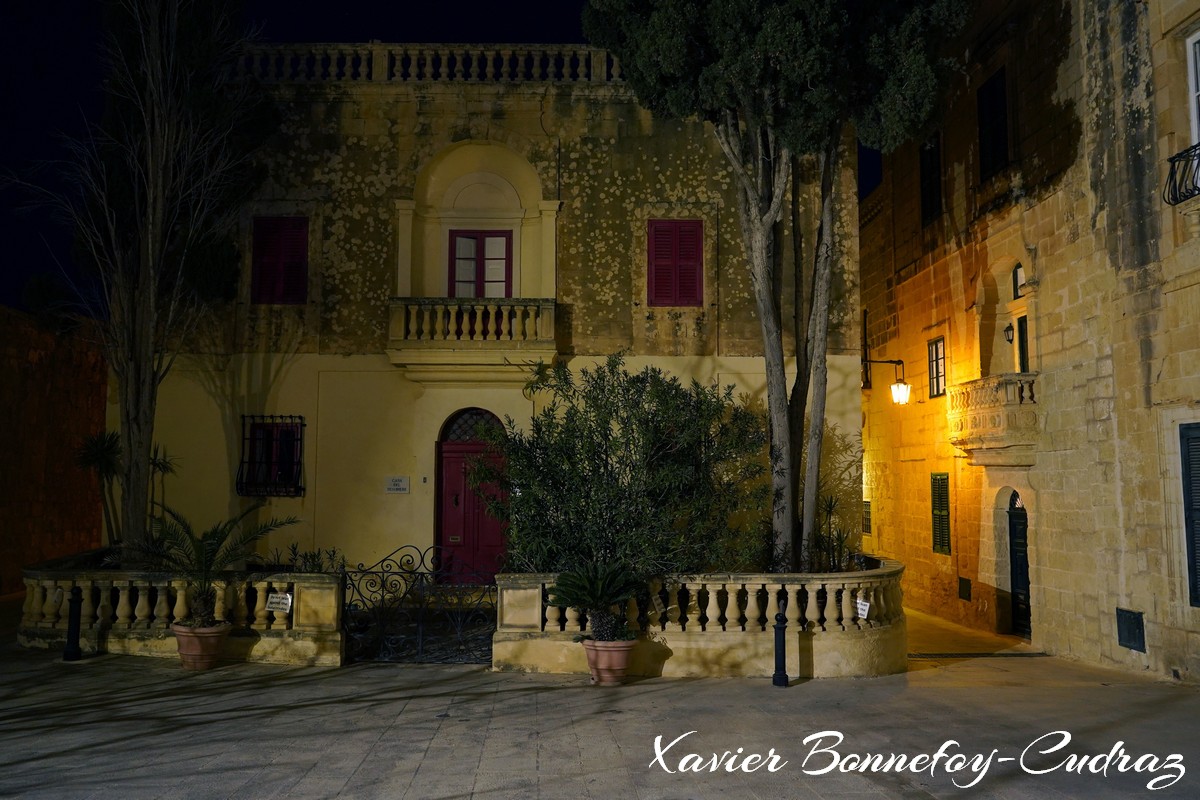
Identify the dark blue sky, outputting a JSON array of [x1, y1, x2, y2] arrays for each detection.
[[0, 1, 588, 310]]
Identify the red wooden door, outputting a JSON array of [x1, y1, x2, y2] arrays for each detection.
[[437, 441, 506, 583]]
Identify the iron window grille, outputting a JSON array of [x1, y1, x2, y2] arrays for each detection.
[[928, 336, 946, 398], [236, 415, 305, 497], [931, 473, 951, 555], [862, 500, 872, 535]]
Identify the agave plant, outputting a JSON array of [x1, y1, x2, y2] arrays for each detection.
[[547, 562, 643, 641], [125, 505, 298, 627]]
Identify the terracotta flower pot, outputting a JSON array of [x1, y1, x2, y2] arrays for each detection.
[[170, 622, 231, 671], [581, 639, 636, 685]]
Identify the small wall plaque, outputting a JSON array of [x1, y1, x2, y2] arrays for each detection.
[[385, 476, 410, 494]]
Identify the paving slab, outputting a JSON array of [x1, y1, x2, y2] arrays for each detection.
[[2, 597, 1199, 799]]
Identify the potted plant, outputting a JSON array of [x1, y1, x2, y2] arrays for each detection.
[[125, 505, 298, 670], [548, 562, 643, 685]]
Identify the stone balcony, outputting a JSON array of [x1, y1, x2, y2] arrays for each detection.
[[386, 297, 557, 385], [947, 373, 1040, 466]]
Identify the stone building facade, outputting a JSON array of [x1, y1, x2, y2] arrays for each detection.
[[144, 46, 861, 573], [860, 0, 1200, 680]]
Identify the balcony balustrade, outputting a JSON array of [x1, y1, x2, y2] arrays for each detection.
[[947, 373, 1039, 466], [386, 297, 557, 384], [1164, 142, 1200, 207], [239, 44, 620, 85]]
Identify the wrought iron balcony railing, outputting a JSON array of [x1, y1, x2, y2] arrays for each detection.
[[1164, 142, 1200, 206]]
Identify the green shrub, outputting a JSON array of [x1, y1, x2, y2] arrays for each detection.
[[470, 354, 770, 581]]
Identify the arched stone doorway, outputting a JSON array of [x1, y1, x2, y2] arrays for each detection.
[[436, 408, 506, 582], [1008, 491, 1031, 638]]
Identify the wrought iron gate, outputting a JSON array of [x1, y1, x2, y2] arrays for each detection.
[[342, 546, 497, 664]]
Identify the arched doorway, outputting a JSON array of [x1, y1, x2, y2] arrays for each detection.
[[1008, 491, 1031, 638], [436, 408, 506, 582]]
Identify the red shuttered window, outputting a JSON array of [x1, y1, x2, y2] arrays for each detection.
[[252, 216, 309, 304], [647, 219, 703, 307]]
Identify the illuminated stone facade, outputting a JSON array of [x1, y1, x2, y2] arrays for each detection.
[[141, 46, 862, 571], [861, 0, 1200, 680]]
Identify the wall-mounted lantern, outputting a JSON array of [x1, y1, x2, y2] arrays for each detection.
[[865, 359, 910, 405], [1003, 323, 1015, 344]]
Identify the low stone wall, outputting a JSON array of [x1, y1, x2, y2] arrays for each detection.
[[18, 552, 343, 666], [493, 560, 907, 679]]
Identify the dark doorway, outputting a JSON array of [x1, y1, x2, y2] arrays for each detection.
[[1008, 491, 1031, 638]]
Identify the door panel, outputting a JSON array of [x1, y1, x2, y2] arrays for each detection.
[[1008, 506, 1031, 637], [437, 442, 505, 583]]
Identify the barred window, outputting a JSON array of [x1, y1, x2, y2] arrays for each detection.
[[237, 415, 304, 497], [862, 500, 872, 535]]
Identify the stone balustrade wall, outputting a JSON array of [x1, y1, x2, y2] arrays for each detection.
[[390, 298, 555, 346], [493, 560, 908, 679], [18, 560, 343, 666], [240, 44, 620, 84]]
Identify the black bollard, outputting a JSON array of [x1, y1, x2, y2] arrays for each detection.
[[772, 611, 788, 687], [63, 587, 83, 662]]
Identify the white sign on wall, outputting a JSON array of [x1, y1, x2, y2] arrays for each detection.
[[385, 476, 410, 494]]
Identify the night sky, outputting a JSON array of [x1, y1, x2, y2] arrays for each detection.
[[0, 0, 589, 310]]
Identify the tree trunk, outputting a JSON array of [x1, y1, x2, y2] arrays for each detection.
[[713, 117, 794, 566], [799, 135, 842, 561]]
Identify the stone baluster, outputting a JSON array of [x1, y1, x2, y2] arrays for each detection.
[[22, 578, 41, 625], [470, 305, 484, 341], [785, 584, 803, 629], [253, 581, 272, 630], [172, 580, 190, 624], [40, 580, 59, 626], [213, 580, 227, 624], [410, 305, 422, 340], [646, 579, 662, 629], [72, 580, 93, 629], [805, 581, 822, 631], [563, 605, 581, 633], [433, 304, 447, 340], [152, 581, 172, 629], [486, 304, 499, 339], [499, 305, 512, 340], [133, 582, 152, 629], [96, 581, 113, 627], [114, 582, 133, 628], [625, 597, 639, 632], [663, 583, 682, 631], [764, 583, 781, 631], [698, 583, 713, 631], [691, 582, 705, 633], [839, 584, 855, 631], [231, 579, 250, 628], [55, 583, 73, 629]]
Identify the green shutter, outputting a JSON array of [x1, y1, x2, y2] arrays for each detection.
[[932, 473, 951, 554], [1183, 425, 1200, 606]]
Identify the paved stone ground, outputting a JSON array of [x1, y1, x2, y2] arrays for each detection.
[[2, 597, 1199, 800]]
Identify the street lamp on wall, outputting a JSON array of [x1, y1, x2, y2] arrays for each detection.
[[1003, 323, 1015, 344], [864, 359, 910, 405]]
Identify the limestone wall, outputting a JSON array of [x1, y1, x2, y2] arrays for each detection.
[[861, 0, 1200, 680]]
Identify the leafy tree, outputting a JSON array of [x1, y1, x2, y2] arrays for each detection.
[[27, 0, 274, 544], [584, 0, 970, 567], [471, 355, 769, 581]]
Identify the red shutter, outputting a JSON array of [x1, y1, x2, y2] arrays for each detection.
[[252, 217, 308, 304], [647, 219, 702, 307], [675, 220, 703, 306]]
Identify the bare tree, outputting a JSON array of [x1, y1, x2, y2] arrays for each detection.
[[25, 0, 271, 544]]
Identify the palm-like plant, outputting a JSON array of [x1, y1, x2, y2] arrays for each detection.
[[126, 505, 298, 627], [548, 562, 643, 641], [76, 431, 123, 545]]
